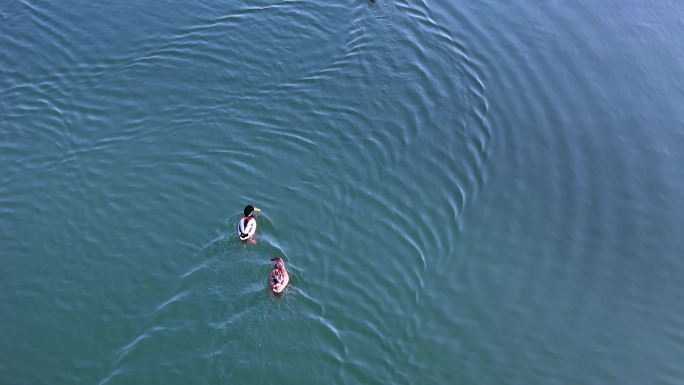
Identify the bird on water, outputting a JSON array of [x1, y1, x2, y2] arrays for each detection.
[[237, 204, 261, 244], [269, 257, 290, 294]]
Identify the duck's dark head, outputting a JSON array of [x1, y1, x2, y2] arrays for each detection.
[[244, 204, 261, 217]]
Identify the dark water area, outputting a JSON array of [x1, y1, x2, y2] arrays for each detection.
[[1, 1, 683, 384]]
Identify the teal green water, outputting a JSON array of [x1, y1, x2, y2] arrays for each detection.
[[2, 1, 684, 384]]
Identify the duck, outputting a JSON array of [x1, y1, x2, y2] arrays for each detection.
[[268, 257, 290, 294], [237, 204, 261, 243]]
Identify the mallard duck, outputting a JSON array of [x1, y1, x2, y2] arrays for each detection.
[[237, 204, 261, 242], [268, 257, 289, 294]]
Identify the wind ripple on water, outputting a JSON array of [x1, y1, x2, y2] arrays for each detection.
[[2, 0, 497, 383]]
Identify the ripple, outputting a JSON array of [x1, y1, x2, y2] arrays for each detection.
[[8, 0, 681, 384]]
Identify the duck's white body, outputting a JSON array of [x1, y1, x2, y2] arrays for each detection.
[[237, 216, 257, 241], [269, 257, 289, 294]]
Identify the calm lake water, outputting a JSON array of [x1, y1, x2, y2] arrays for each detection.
[[2, 1, 684, 384]]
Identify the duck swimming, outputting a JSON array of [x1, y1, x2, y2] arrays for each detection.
[[237, 204, 261, 243], [268, 257, 289, 294]]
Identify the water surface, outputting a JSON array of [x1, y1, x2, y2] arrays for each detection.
[[2, 1, 683, 384]]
